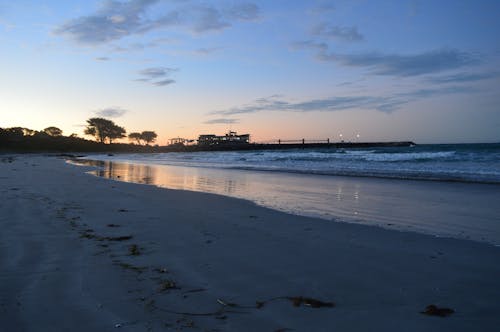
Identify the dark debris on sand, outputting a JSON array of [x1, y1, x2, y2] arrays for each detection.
[[421, 304, 455, 317]]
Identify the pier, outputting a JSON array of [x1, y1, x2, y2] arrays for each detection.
[[177, 131, 415, 152], [162, 140, 415, 152]]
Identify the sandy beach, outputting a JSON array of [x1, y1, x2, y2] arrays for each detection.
[[1, 154, 499, 332]]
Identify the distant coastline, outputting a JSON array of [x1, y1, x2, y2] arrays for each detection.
[[0, 135, 415, 153]]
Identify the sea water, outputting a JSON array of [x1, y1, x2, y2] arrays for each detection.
[[78, 143, 500, 244], [86, 143, 500, 184]]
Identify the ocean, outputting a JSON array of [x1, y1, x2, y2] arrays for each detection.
[[77, 143, 500, 245], [84, 143, 500, 184]]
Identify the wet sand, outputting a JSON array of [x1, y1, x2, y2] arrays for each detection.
[[1, 155, 499, 331], [78, 158, 500, 244]]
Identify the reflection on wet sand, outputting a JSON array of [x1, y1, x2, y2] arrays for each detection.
[[80, 159, 247, 196], [72, 158, 500, 245]]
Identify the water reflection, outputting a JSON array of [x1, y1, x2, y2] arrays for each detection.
[[95, 161, 159, 186], [71, 158, 500, 245], [79, 159, 249, 196]]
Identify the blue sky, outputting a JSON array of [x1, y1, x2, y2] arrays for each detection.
[[1, 0, 499, 143]]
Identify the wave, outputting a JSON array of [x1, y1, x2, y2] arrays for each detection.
[[82, 144, 500, 185], [362, 151, 456, 162], [157, 150, 458, 163]]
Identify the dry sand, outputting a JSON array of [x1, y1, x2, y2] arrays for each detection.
[[1, 154, 499, 331]]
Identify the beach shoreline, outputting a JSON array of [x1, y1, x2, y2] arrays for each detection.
[[74, 156, 500, 245], [1, 154, 499, 331]]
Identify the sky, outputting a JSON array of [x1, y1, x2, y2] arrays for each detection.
[[1, 0, 499, 144]]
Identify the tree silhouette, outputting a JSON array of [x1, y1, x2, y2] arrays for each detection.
[[22, 128, 37, 136], [84, 118, 105, 142], [140, 131, 157, 145], [108, 125, 126, 143], [43, 126, 63, 137], [5, 127, 25, 139], [84, 118, 126, 144], [128, 132, 142, 145]]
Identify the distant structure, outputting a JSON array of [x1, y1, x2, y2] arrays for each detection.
[[168, 137, 194, 146], [198, 131, 250, 146]]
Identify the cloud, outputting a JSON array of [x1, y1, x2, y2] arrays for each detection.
[[189, 3, 259, 33], [95, 56, 110, 61], [211, 94, 389, 115], [204, 118, 240, 124], [190, 5, 229, 32], [139, 66, 175, 78], [110, 38, 174, 52], [136, 10, 181, 34], [296, 42, 478, 76], [426, 71, 499, 84], [54, 0, 260, 45], [327, 49, 477, 76], [136, 66, 177, 86], [225, 3, 259, 20], [194, 47, 221, 55], [153, 78, 176, 86], [309, 3, 335, 14], [396, 85, 477, 99], [292, 40, 328, 52], [95, 107, 128, 118], [54, 0, 160, 45], [210, 86, 477, 115], [312, 24, 364, 42]]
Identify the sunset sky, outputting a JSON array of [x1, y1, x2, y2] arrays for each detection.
[[1, 0, 499, 144]]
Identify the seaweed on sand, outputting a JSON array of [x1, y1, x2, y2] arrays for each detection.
[[128, 244, 141, 256], [158, 279, 178, 292], [421, 305, 454, 317]]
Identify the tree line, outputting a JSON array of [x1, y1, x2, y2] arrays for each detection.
[[1, 117, 160, 152], [1, 117, 158, 145], [84, 117, 157, 145]]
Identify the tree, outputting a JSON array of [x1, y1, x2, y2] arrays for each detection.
[[5, 127, 24, 139], [128, 132, 142, 145], [141, 131, 157, 145], [84, 118, 126, 144], [84, 118, 106, 143], [22, 128, 37, 136], [108, 125, 126, 144], [43, 126, 63, 137]]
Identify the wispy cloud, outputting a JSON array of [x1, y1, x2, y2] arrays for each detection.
[[54, 0, 161, 45], [54, 0, 260, 45], [136, 66, 177, 86], [153, 78, 176, 86], [212, 95, 390, 115], [210, 86, 476, 116], [96, 107, 128, 118], [110, 38, 174, 52], [426, 71, 499, 84], [312, 24, 364, 42], [139, 67, 174, 78], [309, 3, 335, 14], [291, 40, 328, 52], [95, 56, 110, 61], [225, 3, 259, 20], [204, 118, 239, 124], [396, 85, 476, 100], [294, 41, 478, 76], [190, 5, 229, 32], [326, 49, 478, 76], [194, 47, 222, 55]]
